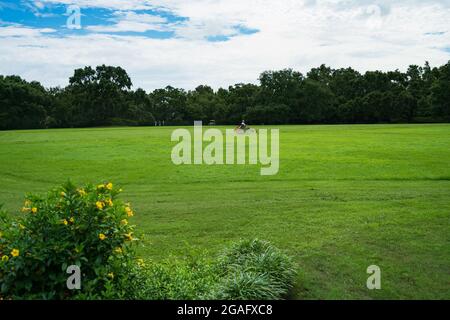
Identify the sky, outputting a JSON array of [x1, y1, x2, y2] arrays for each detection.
[[0, 0, 449, 91]]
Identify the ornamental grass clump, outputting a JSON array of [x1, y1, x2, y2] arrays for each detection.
[[0, 181, 138, 299], [209, 239, 297, 300], [137, 239, 297, 300]]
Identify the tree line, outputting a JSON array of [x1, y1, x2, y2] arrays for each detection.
[[1, 61, 449, 130]]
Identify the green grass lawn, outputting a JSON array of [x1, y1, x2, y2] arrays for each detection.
[[0, 124, 449, 299]]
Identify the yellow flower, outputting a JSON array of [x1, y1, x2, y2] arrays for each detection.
[[124, 232, 133, 241], [77, 188, 86, 196], [97, 184, 105, 190], [137, 258, 145, 267], [21, 207, 30, 213], [107, 272, 114, 279], [114, 247, 123, 254], [62, 219, 68, 226], [1, 255, 9, 262], [106, 199, 113, 207], [69, 217, 75, 223], [106, 182, 113, 190], [60, 191, 66, 197], [99, 233, 106, 241], [120, 219, 128, 226], [96, 201, 104, 210], [11, 249, 19, 257], [125, 207, 134, 217], [31, 207, 38, 214]]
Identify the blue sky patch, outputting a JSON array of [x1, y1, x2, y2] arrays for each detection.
[[0, 0, 258, 41]]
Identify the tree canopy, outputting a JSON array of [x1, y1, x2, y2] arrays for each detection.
[[1, 61, 449, 130]]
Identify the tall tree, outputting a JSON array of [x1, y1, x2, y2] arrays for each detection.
[[0, 76, 48, 130], [67, 65, 132, 126], [431, 61, 450, 120]]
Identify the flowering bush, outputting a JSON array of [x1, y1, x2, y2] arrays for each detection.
[[0, 181, 138, 299], [0, 182, 297, 300]]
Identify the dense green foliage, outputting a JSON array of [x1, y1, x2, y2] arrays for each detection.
[[1, 61, 449, 130], [140, 254, 219, 300], [210, 239, 296, 300], [0, 181, 137, 299], [118, 239, 296, 300]]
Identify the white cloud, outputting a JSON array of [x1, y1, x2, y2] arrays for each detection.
[[0, 25, 55, 37], [38, 0, 156, 11], [34, 1, 46, 9], [87, 11, 169, 33], [0, 0, 449, 90]]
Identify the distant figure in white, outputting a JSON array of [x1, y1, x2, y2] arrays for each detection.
[[171, 121, 279, 176]]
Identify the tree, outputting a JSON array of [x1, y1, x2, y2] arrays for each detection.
[[294, 80, 336, 123], [307, 64, 333, 86], [0, 76, 49, 130], [150, 86, 188, 125], [257, 69, 303, 111], [360, 91, 394, 123], [362, 71, 392, 94], [222, 83, 259, 124], [67, 65, 132, 126], [124, 88, 154, 125], [186, 85, 220, 123], [245, 104, 290, 124], [431, 61, 450, 120], [391, 90, 416, 122], [1, 61, 450, 130], [329, 67, 363, 104]]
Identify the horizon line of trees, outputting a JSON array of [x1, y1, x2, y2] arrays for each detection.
[[1, 61, 449, 130]]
